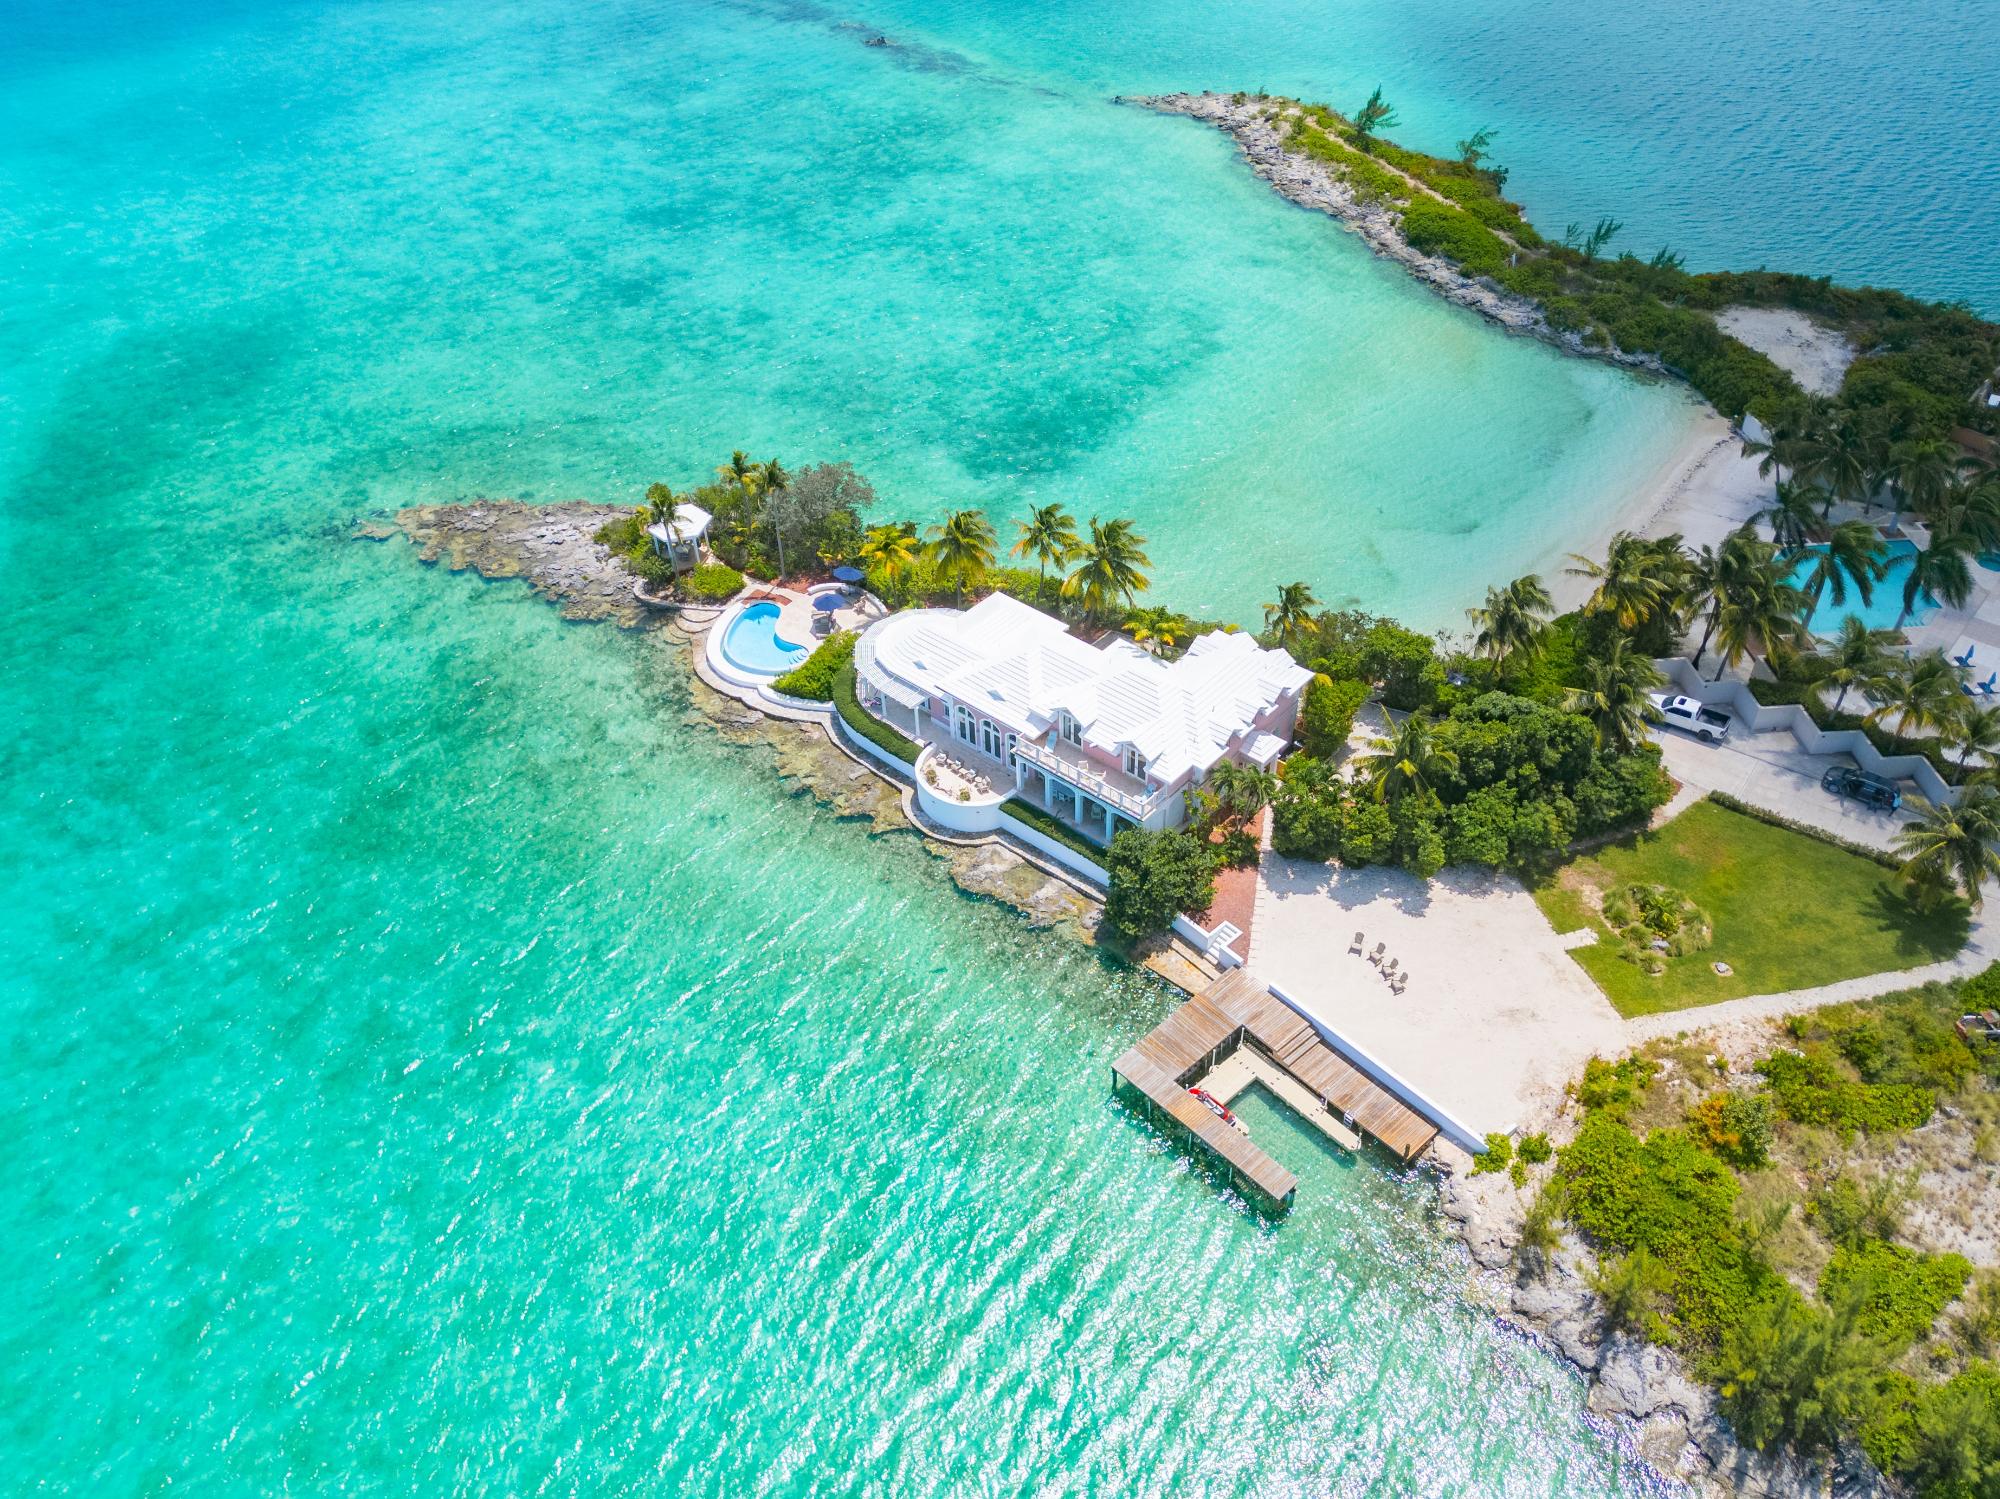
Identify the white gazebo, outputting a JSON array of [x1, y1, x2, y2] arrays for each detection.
[[646, 501, 713, 572]]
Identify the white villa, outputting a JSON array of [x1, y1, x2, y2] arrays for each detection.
[[854, 592, 1313, 845]]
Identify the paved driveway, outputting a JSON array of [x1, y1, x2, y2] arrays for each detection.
[[1650, 726, 1911, 853]]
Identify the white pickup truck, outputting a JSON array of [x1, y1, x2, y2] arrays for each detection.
[[1654, 694, 1733, 743]]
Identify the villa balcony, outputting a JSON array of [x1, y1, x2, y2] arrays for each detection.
[[1012, 737, 1165, 821]]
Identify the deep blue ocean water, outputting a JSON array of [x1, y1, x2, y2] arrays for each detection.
[[3, 0, 1990, 1490]]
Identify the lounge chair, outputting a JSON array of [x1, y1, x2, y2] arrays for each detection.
[[1982, 674, 1998, 697], [1367, 942, 1385, 966], [1390, 975, 1408, 995], [1956, 645, 1977, 668], [1380, 957, 1400, 979], [1348, 931, 1364, 955]]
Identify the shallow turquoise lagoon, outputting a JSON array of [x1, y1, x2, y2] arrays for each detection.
[[3, 0, 1990, 1489]]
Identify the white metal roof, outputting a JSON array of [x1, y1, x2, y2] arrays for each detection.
[[862, 597, 1310, 785], [646, 501, 713, 547]]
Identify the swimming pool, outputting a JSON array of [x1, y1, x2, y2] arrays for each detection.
[[1789, 538, 1935, 636], [719, 600, 811, 677]]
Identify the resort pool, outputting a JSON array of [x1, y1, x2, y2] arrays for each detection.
[[720, 600, 810, 677], [1790, 538, 1934, 636]]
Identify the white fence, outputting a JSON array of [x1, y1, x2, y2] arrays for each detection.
[[1653, 658, 1960, 805]]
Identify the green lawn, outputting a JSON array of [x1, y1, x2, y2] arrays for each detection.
[[1531, 800, 1968, 1018]]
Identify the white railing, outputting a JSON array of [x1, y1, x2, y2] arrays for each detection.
[[1012, 738, 1162, 819]]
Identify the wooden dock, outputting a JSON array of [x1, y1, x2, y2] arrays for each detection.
[[1111, 969, 1439, 1207]]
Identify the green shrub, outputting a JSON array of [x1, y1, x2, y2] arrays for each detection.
[[1271, 759, 1344, 861], [1688, 1091, 1773, 1168], [1360, 621, 1443, 710], [1103, 828, 1217, 943], [831, 662, 918, 764], [686, 563, 746, 602], [1575, 1054, 1657, 1122], [1756, 1049, 1935, 1138], [1471, 1132, 1514, 1175], [1298, 675, 1370, 757], [593, 507, 649, 552], [1819, 1240, 1972, 1351], [1214, 827, 1259, 869], [1551, 1114, 1759, 1344], [771, 631, 855, 701], [1518, 1132, 1552, 1165], [1398, 199, 1510, 279], [1338, 797, 1396, 865]]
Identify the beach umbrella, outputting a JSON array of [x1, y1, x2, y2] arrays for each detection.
[[812, 593, 842, 613], [831, 565, 864, 583]]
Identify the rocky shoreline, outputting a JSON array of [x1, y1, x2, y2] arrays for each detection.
[[1128, 93, 1677, 383], [357, 500, 1102, 940], [1437, 1164, 1891, 1499]]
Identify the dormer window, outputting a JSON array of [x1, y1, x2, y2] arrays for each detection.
[[1122, 745, 1147, 779], [1056, 710, 1082, 747]]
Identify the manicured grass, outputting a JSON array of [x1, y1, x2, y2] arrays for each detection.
[[1531, 800, 1968, 1018]]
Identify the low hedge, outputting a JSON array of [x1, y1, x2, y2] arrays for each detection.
[[772, 631, 854, 702], [831, 662, 918, 764], [999, 795, 1106, 866]]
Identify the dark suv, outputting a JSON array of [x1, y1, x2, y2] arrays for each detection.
[[1821, 765, 1902, 811]]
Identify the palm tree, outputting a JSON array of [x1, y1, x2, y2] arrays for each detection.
[[859, 522, 920, 590], [1124, 606, 1187, 657], [1794, 519, 1887, 618], [1918, 479, 2000, 556], [1208, 760, 1280, 822], [1885, 436, 1966, 534], [1866, 650, 1964, 739], [1892, 784, 2000, 909], [1756, 481, 1822, 552], [1062, 517, 1152, 624], [1359, 712, 1456, 804], [1467, 574, 1553, 665], [1263, 581, 1320, 651], [1818, 616, 1896, 714], [1011, 503, 1079, 580], [925, 508, 997, 603], [1952, 701, 2000, 770], [1708, 552, 1810, 682], [715, 449, 756, 493], [1562, 639, 1665, 751], [1566, 532, 1670, 630], [1795, 405, 1884, 516], [1895, 533, 1975, 631], [1685, 527, 1766, 668], [755, 459, 796, 576], [1739, 394, 1818, 490]]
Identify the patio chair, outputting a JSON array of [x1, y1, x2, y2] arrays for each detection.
[[1367, 942, 1385, 966], [1390, 974, 1408, 996], [1957, 644, 1977, 668], [1982, 673, 1999, 697], [1348, 931, 1364, 955], [1380, 958, 1400, 980]]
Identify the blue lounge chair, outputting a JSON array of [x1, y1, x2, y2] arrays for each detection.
[[1957, 645, 1978, 668], [1981, 673, 1998, 697]]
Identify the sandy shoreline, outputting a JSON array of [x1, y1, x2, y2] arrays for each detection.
[[1544, 408, 1771, 617]]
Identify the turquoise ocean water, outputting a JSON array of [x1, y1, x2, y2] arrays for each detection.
[[4, 0, 1993, 1490]]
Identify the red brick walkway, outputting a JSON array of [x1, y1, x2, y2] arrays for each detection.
[[1191, 807, 1265, 963]]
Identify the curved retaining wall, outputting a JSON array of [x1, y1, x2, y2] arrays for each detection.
[[1653, 657, 1959, 805], [914, 746, 1007, 834]]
